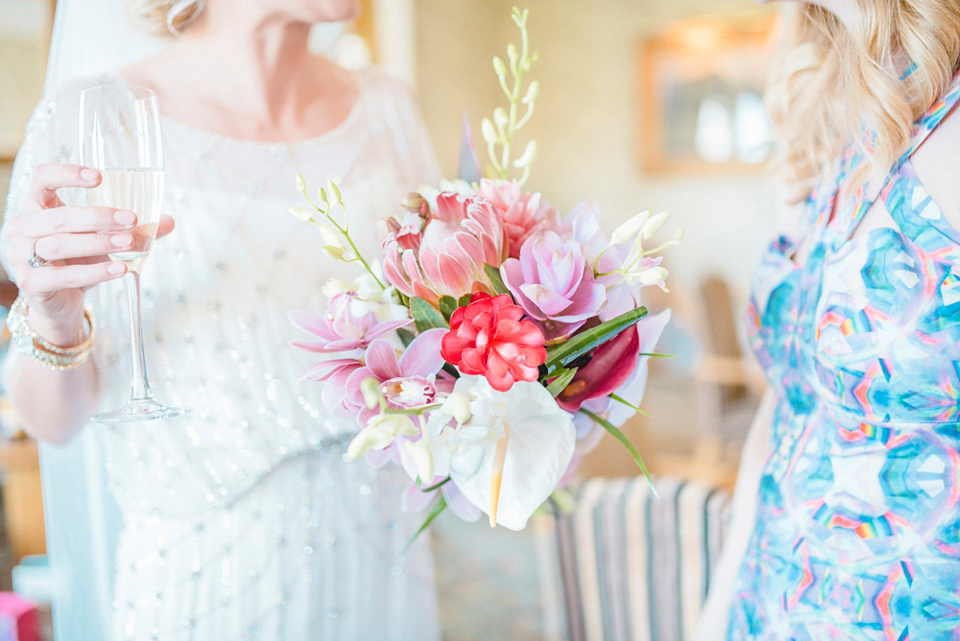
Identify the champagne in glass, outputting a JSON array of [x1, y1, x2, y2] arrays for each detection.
[[80, 84, 186, 423], [86, 169, 164, 272]]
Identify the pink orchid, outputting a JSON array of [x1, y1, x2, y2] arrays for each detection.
[[289, 293, 410, 355], [343, 328, 448, 425], [477, 179, 558, 258], [501, 230, 607, 342], [383, 191, 509, 303]]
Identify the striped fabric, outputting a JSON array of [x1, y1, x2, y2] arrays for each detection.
[[538, 477, 730, 641]]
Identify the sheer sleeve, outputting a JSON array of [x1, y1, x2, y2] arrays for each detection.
[[0, 85, 121, 641], [1, 82, 87, 277], [2, 99, 56, 277]]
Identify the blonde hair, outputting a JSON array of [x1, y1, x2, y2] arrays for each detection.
[[122, 0, 205, 36], [766, 1, 960, 201]]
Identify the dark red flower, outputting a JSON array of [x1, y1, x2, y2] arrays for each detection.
[[441, 292, 547, 392], [556, 324, 640, 411]]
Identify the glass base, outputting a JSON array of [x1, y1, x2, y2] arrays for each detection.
[[92, 398, 189, 424]]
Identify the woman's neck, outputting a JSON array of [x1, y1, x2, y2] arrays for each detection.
[[123, 7, 358, 142]]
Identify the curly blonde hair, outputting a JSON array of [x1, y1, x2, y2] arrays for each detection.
[[766, 1, 960, 201], [122, 0, 205, 36]]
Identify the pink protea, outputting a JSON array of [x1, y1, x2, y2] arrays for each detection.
[[500, 230, 607, 342], [477, 179, 559, 258], [382, 191, 509, 303], [440, 292, 546, 392]]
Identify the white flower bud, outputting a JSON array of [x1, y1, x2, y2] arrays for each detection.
[[441, 392, 473, 424], [513, 140, 537, 169], [493, 56, 507, 79], [481, 117, 498, 145], [288, 207, 313, 222], [640, 211, 670, 239], [610, 211, 651, 245], [360, 377, 384, 409]]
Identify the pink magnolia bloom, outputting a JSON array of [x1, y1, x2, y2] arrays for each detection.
[[383, 192, 509, 303], [501, 230, 607, 342], [343, 328, 448, 425], [289, 293, 410, 355], [477, 179, 558, 258], [441, 292, 546, 392]]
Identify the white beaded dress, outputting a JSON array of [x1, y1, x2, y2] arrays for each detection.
[[2, 68, 442, 641]]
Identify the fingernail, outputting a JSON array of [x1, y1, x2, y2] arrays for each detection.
[[107, 263, 125, 275], [81, 168, 99, 183], [114, 210, 135, 227], [111, 233, 133, 247]]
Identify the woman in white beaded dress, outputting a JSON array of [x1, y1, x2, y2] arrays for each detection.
[[1, 1, 441, 640]]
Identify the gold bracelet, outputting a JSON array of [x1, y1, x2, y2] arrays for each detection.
[[6, 296, 95, 371]]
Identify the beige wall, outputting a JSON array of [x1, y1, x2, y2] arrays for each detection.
[[413, 0, 783, 322]]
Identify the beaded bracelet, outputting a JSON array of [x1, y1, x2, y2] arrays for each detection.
[[7, 296, 95, 371]]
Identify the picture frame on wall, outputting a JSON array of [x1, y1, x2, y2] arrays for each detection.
[[637, 13, 778, 175]]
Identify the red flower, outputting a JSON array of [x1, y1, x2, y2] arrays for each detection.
[[441, 292, 547, 392]]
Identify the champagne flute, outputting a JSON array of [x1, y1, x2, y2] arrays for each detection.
[[80, 84, 187, 423]]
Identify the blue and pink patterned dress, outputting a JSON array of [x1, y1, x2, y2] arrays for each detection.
[[729, 73, 960, 640]]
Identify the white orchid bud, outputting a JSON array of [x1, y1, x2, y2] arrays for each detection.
[[289, 207, 313, 223], [522, 80, 539, 105], [493, 56, 507, 79], [493, 107, 508, 130], [637, 266, 669, 286], [327, 178, 343, 205], [361, 377, 384, 409], [513, 140, 537, 168], [640, 211, 670, 239], [481, 117, 498, 145], [610, 211, 651, 245], [296, 174, 307, 195], [400, 439, 434, 484], [344, 414, 418, 462], [441, 392, 473, 424], [317, 226, 348, 260]]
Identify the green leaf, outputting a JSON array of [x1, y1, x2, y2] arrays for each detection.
[[410, 297, 448, 333], [400, 495, 447, 556], [417, 476, 451, 493], [544, 367, 578, 398], [438, 296, 459, 322], [458, 294, 474, 307], [580, 408, 657, 498], [483, 264, 511, 296], [396, 327, 416, 348], [544, 306, 648, 370], [609, 393, 649, 417]]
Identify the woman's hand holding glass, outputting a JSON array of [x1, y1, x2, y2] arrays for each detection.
[[7, 162, 175, 347]]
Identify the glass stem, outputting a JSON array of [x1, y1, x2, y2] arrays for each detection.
[[124, 269, 153, 402]]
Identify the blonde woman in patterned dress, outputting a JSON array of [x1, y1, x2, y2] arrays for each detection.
[[694, 0, 960, 639], [1, 0, 441, 639]]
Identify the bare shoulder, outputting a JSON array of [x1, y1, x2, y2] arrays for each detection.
[[909, 103, 960, 230]]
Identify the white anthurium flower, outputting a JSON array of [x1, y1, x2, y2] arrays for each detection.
[[433, 376, 576, 531], [344, 414, 418, 462]]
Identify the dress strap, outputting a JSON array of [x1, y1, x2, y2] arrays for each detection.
[[894, 69, 960, 166], [834, 68, 960, 246]]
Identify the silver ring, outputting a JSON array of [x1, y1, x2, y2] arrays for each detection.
[[27, 240, 48, 268]]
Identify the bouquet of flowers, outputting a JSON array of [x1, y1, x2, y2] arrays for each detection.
[[290, 7, 679, 534]]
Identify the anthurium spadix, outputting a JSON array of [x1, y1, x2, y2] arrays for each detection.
[[432, 375, 576, 531]]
